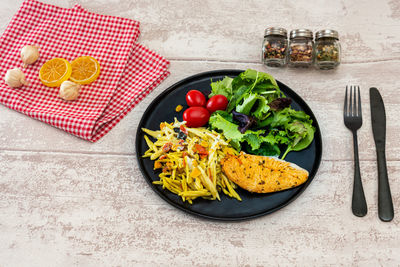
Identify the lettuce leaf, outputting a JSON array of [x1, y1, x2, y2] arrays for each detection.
[[235, 93, 259, 115], [227, 85, 253, 113], [252, 96, 270, 120], [239, 69, 279, 89], [212, 110, 234, 122], [232, 110, 257, 134], [206, 69, 315, 159], [209, 113, 242, 140], [227, 69, 281, 112], [209, 76, 233, 98], [244, 142, 280, 157], [260, 108, 315, 159], [234, 93, 271, 121], [281, 122, 315, 159], [209, 113, 266, 150]]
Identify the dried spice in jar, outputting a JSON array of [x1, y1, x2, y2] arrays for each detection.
[[314, 30, 341, 70], [288, 29, 314, 67], [262, 27, 288, 67]]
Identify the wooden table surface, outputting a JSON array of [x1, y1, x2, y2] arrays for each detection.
[[1, 0, 399, 266]]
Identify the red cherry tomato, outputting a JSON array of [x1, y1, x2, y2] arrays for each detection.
[[186, 90, 206, 107], [206, 95, 229, 113], [183, 107, 210, 127]]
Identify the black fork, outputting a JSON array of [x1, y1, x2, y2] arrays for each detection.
[[344, 85, 367, 217]]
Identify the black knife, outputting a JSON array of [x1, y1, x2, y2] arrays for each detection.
[[370, 87, 394, 222]]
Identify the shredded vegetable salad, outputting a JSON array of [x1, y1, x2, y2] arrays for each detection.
[[142, 118, 241, 204]]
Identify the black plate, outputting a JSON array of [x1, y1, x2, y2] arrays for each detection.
[[135, 70, 322, 221]]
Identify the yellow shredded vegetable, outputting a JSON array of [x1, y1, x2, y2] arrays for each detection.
[[142, 118, 241, 203]]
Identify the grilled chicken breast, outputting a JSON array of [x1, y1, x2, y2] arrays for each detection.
[[221, 153, 309, 193]]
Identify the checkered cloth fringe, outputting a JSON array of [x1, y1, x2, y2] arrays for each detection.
[[0, 0, 170, 142]]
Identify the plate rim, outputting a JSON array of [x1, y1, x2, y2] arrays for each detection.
[[135, 69, 322, 221]]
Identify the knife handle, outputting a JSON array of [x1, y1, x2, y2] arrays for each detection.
[[377, 149, 394, 222]]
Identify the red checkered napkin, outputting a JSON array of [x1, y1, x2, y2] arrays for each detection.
[[0, 0, 170, 142]]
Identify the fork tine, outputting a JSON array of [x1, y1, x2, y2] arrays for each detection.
[[344, 85, 348, 116], [353, 85, 357, 116], [349, 86, 353, 116], [357, 86, 361, 117]]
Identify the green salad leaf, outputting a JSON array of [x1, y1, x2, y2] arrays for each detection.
[[206, 69, 316, 159], [244, 142, 280, 157], [252, 96, 270, 120], [209, 76, 234, 98], [212, 110, 234, 122], [209, 113, 269, 151], [281, 122, 315, 159], [226, 69, 281, 112], [226, 85, 252, 113], [234, 93, 271, 120], [235, 93, 259, 115], [259, 108, 315, 159]]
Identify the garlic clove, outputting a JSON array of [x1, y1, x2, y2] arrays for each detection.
[[4, 68, 30, 88], [21, 45, 40, 68], [20, 76, 30, 86], [59, 81, 81, 101]]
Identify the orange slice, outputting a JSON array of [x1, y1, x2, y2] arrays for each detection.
[[70, 56, 100, 85], [39, 58, 72, 87]]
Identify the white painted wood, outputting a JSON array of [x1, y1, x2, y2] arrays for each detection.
[[0, 0, 399, 266], [0, 152, 399, 266], [2, 0, 400, 63], [67, 0, 400, 63]]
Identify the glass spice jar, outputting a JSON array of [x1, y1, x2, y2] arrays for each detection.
[[288, 29, 314, 67], [314, 30, 341, 70], [261, 27, 288, 67]]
